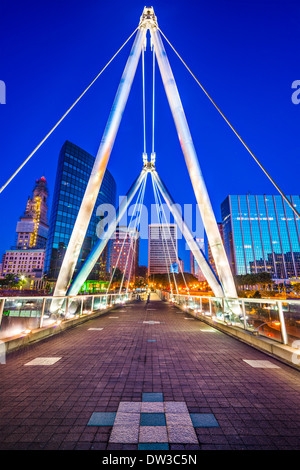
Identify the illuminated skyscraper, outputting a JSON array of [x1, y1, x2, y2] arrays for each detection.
[[0, 176, 49, 282], [148, 224, 177, 276], [221, 195, 300, 280], [16, 176, 49, 249]]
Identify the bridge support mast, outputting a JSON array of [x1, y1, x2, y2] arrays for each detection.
[[53, 22, 147, 298], [149, 19, 238, 299]]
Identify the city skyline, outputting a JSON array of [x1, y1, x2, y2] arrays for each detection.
[[1, 0, 300, 271], [5, 163, 300, 283]]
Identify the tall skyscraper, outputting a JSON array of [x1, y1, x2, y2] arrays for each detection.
[[110, 226, 139, 282], [221, 194, 300, 280], [44, 141, 116, 281], [0, 176, 49, 283], [148, 224, 177, 276], [15, 176, 49, 249]]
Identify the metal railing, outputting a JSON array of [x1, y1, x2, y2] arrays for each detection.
[[160, 291, 300, 348], [0, 292, 131, 341]]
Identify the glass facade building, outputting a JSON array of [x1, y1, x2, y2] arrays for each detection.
[[221, 195, 300, 280], [44, 141, 116, 281]]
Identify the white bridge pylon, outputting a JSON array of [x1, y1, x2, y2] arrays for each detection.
[[54, 7, 238, 301]]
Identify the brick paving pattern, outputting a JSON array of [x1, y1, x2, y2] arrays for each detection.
[[0, 295, 300, 450]]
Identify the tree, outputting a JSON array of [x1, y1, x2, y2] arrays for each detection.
[[148, 272, 200, 290], [292, 283, 300, 295], [0, 273, 20, 289], [234, 272, 273, 290], [110, 268, 124, 289], [134, 277, 146, 288], [252, 290, 261, 298]]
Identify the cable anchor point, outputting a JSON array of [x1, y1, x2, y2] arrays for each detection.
[[139, 7, 158, 30]]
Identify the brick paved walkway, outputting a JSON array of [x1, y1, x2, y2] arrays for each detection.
[[0, 295, 300, 450]]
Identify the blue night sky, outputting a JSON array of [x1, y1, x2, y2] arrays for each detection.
[[1, 0, 300, 271]]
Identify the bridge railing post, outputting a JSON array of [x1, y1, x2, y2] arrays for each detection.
[[277, 300, 288, 345], [241, 299, 246, 330], [64, 297, 69, 319], [0, 298, 5, 330], [39, 298, 46, 329]]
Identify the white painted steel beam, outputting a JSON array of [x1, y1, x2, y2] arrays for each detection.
[[149, 25, 238, 299]]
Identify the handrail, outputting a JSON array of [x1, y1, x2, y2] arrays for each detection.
[[0, 291, 132, 341], [158, 290, 300, 347]]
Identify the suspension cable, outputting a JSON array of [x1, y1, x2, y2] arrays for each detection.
[[152, 46, 155, 155], [142, 46, 147, 156], [124, 179, 147, 295], [125, 241, 136, 294], [154, 177, 190, 292], [122, 176, 146, 294], [0, 27, 139, 195], [155, 184, 179, 295], [118, 175, 147, 295], [158, 28, 300, 220], [106, 173, 146, 295], [151, 174, 173, 293], [151, 173, 178, 295]]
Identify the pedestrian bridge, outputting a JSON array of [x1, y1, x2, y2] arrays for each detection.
[[0, 292, 300, 450]]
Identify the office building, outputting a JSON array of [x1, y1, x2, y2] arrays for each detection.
[[148, 224, 177, 276], [221, 194, 300, 280], [44, 141, 116, 281], [110, 226, 139, 282], [1, 249, 45, 279]]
